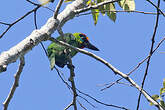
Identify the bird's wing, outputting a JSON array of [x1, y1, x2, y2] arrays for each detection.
[[47, 42, 66, 70]]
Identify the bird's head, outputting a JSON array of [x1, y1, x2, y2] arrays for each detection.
[[73, 33, 99, 51]]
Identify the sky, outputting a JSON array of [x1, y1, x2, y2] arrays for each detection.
[[0, 0, 165, 110]]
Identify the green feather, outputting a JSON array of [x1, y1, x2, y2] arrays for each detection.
[[47, 33, 82, 69]]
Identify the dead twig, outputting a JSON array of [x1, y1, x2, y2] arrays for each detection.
[[3, 57, 25, 110], [136, 0, 161, 109]]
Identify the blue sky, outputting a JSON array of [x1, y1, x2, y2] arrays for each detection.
[[0, 0, 165, 110]]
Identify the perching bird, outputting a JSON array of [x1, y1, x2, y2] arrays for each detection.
[[47, 33, 99, 69]]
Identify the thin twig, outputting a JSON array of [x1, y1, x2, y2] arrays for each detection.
[[56, 66, 128, 110], [3, 57, 25, 110], [146, 0, 165, 17], [76, 10, 165, 17], [0, 0, 54, 39], [56, 29, 78, 110], [0, 22, 10, 26], [57, 28, 65, 41], [26, 0, 40, 6], [77, 89, 129, 110], [54, 66, 72, 90], [74, 0, 120, 14], [52, 30, 128, 109], [54, 0, 64, 19], [48, 37, 164, 109], [64, 102, 73, 110], [117, 81, 134, 87], [101, 36, 165, 91], [54, 59, 124, 110], [0, 6, 40, 39], [78, 95, 96, 108], [68, 56, 78, 110], [77, 100, 88, 110], [33, 7, 48, 59], [136, 0, 161, 110], [100, 77, 123, 91], [27, 0, 55, 12], [129, 37, 165, 75], [34, 10, 38, 29]]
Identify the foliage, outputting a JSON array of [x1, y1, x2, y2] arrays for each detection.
[[150, 78, 165, 109], [38, 0, 51, 5], [65, 0, 135, 25]]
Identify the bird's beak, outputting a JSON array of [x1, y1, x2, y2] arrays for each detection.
[[85, 42, 99, 51]]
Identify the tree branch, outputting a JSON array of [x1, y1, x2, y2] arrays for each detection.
[[53, 30, 129, 109], [56, 27, 78, 110], [54, 0, 64, 19], [3, 57, 25, 110], [0, 22, 10, 25], [48, 37, 164, 110], [146, 0, 165, 17], [52, 50, 129, 109], [0, 6, 40, 39], [0, 0, 120, 72], [136, 0, 161, 109], [77, 89, 129, 110], [68, 57, 78, 110], [76, 10, 165, 17], [0, 0, 164, 109], [74, 0, 120, 14], [100, 36, 165, 91], [0, 0, 85, 73], [77, 100, 88, 110]]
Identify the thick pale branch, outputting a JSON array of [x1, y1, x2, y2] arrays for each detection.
[[0, 0, 84, 73], [0, 0, 164, 109]]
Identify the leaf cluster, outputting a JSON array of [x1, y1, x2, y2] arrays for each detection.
[[90, 0, 135, 24], [150, 78, 165, 109], [65, 0, 135, 25]]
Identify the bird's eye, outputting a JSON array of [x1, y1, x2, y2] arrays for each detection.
[[79, 34, 88, 42], [79, 34, 83, 38]]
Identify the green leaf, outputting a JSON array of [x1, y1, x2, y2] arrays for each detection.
[[160, 100, 165, 108], [106, 3, 116, 22], [38, 0, 50, 5], [50, 57, 55, 70], [160, 88, 165, 95], [150, 95, 160, 106], [86, 0, 92, 5], [152, 94, 160, 100], [118, 0, 135, 11], [163, 78, 165, 88], [47, 44, 56, 70], [97, 0, 106, 16], [64, 0, 73, 3], [91, 9, 99, 25]]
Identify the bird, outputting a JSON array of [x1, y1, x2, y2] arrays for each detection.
[[47, 32, 99, 70]]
